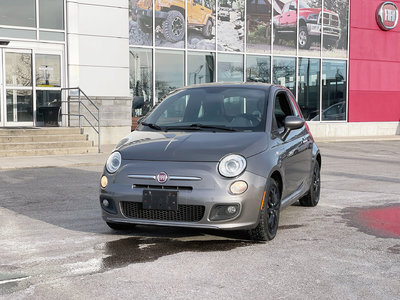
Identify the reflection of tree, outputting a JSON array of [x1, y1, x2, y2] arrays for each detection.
[[324, 0, 348, 49], [7, 54, 31, 86]]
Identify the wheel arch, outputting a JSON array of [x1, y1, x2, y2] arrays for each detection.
[[270, 170, 283, 197]]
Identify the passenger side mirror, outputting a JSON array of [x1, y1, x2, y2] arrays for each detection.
[[289, 3, 296, 10], [282, 116, 304, 140]]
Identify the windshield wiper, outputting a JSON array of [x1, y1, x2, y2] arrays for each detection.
[[141, 122, 163, 131], [165, 124, 238, 132]]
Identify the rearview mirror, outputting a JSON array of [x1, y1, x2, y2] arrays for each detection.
[[282, 116, 305, 140]]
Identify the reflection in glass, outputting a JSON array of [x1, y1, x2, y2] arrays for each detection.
[[217, 53, 243, 82], [0, 0, 36, 27], [321, 60, 346, 121], [155, 50, 184, 101], [39, 0, 64, 29], [7, 90, 33, 122], [217, 0, 245, 52], [273, 0, 297, 55], [5, 53, 32, 87], [298, 58, 320, 121], [130, 0, 153, 46], [323, 0, 348, 58], [298, 0, 321, 56], [187, 0, 216, 50], [246, 55, 270, 83], [39, 31, 65, 41], [130, 48, 153, 117], [36, 90, 61, 122], [155, 0, 185, 48], [273, 57, 296, 96], [36, 54, 61, 87], [246, 0, 271, 53], [187, 52, 215, 85], [0, 28, 37, 40]]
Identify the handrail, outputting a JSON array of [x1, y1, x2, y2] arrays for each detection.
[[61, 87, 101, 153]]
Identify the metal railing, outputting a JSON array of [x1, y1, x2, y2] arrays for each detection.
[[61, 87, 101, 153]]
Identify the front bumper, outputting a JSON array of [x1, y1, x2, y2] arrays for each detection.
[[100, 160, 267, 230]]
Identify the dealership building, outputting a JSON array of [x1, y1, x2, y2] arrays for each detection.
[[0, 0, 399, 146]]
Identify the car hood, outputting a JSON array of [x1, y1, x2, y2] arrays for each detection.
[[116, 130, 269, 162]]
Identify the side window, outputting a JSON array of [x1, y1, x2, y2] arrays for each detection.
[[194, 0, 202, 4], [274, 92, 294, 129], [204, 0, 211, 9]]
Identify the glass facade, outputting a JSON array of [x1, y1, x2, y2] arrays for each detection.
[[129, 0, 350, 121], [0, 0, 65, 41]]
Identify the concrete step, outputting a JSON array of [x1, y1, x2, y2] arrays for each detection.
[[0, 147, 98, 157], [0, 134, 88, 143], [0, 140, 93, 151], [0, 128, 82, 136]]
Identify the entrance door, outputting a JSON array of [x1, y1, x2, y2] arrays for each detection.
[[0, 49, 34, 127]]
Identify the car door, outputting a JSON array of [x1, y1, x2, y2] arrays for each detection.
[[188, 0, 203, 25], [271, 90, 309, 197]]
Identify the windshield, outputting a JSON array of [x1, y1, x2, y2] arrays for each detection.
[[141, 87, 268, 132]]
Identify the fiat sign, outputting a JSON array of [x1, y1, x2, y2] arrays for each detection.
[[376, 1, 398, 30]]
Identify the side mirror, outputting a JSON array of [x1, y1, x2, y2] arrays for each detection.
[[289, 4, 296, 11], [282, 116, 304, 140]]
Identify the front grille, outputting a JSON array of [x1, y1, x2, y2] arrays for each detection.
[[121, 201, 205, 222], [133, 184, 193, 191], [323, 13, 340, 28]]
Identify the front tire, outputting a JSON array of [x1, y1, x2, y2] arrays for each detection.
[[249, 178, 281, 241], [162, 10, 185, 42], [202, 19, 213, 38], [299, 160, 321, 207], [106, 222, 136, 231]]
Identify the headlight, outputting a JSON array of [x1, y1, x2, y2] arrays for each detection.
[[106, 152, 121, 174], [218, 154, 246, 178]]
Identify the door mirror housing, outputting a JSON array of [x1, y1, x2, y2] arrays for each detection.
[[282, 116, 305, 140]]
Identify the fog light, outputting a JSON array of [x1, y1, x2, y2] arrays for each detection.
[[102, 199, 110, 207], [226, 205, 237, 214], [209, 204, 240, 221], [100, 175, 108, 188], [230, 181, 248, 195]]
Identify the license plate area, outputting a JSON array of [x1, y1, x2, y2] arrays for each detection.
[[142, 190, 178, 211]]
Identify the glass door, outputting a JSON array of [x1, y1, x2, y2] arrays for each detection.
[[2, 49, 34, 126]]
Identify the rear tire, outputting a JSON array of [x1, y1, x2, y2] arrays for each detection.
[[249, 178, 281, 241], [162, 10, 185, 42], [106, 222, 136, 231], [299, 160, 321, 207], [298, 25, 311, 50]]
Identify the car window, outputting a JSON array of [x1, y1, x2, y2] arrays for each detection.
[[273, 91, 294, 129], [282, 4, 290, 13], [193, 0, 202, 4], [144, 87, 268, 132], [204, 0, 211, 9]]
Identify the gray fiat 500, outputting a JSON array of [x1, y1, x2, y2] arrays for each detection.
[[100, 83, 321, 241]]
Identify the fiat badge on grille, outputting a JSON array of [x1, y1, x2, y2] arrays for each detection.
[[156, 172, 168, 184]]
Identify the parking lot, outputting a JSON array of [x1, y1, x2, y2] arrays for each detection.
[[0, 140, 399, 299]]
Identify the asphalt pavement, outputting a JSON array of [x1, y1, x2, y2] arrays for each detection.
[[0, 139, 399, 299]]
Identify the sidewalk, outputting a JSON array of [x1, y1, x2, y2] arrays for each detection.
[[0, 144, 115, 170], [1, 136, 399, 170]]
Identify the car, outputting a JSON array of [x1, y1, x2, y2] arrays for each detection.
[[100, 83, 321, 241], [135, 0, 214, 42], [218, 8, 230, 21], [311, 101, 346, 121], [273, 0, 341, 50]]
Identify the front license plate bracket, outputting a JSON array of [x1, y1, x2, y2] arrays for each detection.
[[142, 190, 178, 211]]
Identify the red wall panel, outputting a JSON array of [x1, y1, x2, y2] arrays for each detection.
[[349, 0, 400, 122]]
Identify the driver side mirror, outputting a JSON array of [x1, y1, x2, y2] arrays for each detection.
[[282, 116, 304, 140], [289, 4, 296, 11]]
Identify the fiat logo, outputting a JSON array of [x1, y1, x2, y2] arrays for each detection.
[[156, 172, 168, 184], [376, 1, 398, 30]]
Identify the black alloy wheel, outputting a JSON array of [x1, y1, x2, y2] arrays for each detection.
[[299, 160, 321, 207], [162, 10, 185, 42], [249, 178, 281, 241]]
